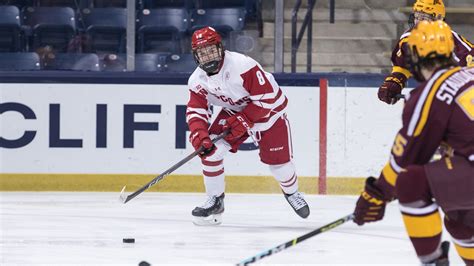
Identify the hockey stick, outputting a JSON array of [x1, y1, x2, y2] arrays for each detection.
[[395, 93, 405, 100], [119, 131, 228, 204], [236, 214, 354, 266]]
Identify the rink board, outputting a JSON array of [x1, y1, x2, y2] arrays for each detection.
[[0, 83, 402, 193]]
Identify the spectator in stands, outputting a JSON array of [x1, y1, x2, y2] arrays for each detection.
[[67, 33, 92, 53], [377, 0, 474, 105], [36, 45, 55, 68]]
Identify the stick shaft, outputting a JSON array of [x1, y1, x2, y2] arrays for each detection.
[[236, 214, 354, 266], [122, 132, 227, 203]]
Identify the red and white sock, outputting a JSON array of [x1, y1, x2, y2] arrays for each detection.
[[269, 161, 298, 194], [202, 159, 225, 196]]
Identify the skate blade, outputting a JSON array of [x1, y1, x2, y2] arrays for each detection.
[[192, 213, 222, 226]]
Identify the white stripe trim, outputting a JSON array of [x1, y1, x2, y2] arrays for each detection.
[[400, 31, 411, 40], [407, 69, 447, 136], [258, 93, 286, 109], [249, 89, 279, 101], [252, 110, 285, 131], [452, 237, 474, 247], [389, 155, 403, 173], [202, 164, 224, 172], [453, 52, 460, 63], [187, 107, 209, 115], [399, 202, 439, 215], [452, 31, 472, 51], [186, 114, 208, 123]]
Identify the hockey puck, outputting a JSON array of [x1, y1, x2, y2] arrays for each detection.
[[123, 238, 135, 243]]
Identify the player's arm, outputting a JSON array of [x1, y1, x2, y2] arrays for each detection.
[[186, 86, 214, 157], [355, 81, 452, 225], [452, 31, 474, 67], [224, 64, 284, 141], [378, 33, 412, 105]]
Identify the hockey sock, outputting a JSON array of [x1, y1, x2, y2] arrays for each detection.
[[202, 159, 225, 196], [399, 202, 443, 262], [269, 161, 298, 194]]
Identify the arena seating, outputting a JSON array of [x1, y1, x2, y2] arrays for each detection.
[[41, 52, 100, 70], [0, 0, 32, 9], [134, 52, 163, 72], [142, 0, 193, 9], [22, 6, 76, 52], [0, 5, 22, 52], [0, 52, 40, 70], [0, 0, 255, 72], [35, 0, 83, 8], [137, 8, 189, 53], [79, 7, 127, 53], [159, 53, 195, 72], [89, 0, 126, 8]]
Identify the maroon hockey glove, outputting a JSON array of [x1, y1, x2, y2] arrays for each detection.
[[223, 113, 254, 142], [353, 177, 388, 225], [378, 72, 407, 105]]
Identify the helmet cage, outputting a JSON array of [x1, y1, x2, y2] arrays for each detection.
[[409, 11, 438, 28], [192, 43, 224, 74]]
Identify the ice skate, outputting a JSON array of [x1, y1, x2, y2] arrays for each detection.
[[192, 193, 225, 226], [284, 191, 310, 218], [422, 241, 450, 266]]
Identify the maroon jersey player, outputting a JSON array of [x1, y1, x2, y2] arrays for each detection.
[[353, 21, 474, 265], [378, 0, 474, 105], [186, 27, 310, 225]]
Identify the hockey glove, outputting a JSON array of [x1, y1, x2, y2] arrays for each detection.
[[189, 129, 215, 158], [223, 113, 254, 142], [188, 119, 215, 158], [353, 177, 388, 226], [377, 72, 407, 105]]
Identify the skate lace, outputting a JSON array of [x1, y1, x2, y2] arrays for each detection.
[[287, 192, 307, 210], [199, 196, 217, 209]]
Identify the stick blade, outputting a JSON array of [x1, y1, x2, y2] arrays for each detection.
[[119, 185, 128, 204]]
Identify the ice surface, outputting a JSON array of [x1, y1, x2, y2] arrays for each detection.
[[0, 193, 464, 265]]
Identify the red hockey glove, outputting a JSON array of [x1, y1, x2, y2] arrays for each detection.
[[353, 177, 388, 225], [188, 119, 215, 158], [223, 113, 254, 142], [189, 129, 215, 158], [378, 72, 407, 105]]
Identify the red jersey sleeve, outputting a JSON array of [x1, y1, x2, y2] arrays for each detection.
[[239, 65, 276, 122], [186, 88, 210, 130]]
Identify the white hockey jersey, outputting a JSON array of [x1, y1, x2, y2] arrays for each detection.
[[186, 51, 288, 132]]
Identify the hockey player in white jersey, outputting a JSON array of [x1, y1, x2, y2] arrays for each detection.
[[186, 26, 310, 225]]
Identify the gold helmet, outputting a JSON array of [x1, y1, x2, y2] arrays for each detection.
[[413, 0, 446, 19], [408, 20, 453, 59], [406, 20, 454, 81]]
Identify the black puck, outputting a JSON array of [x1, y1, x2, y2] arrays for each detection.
[[123, 238, 135, 243], [138, 261, 151, 266]]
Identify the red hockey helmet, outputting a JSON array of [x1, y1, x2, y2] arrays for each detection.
[[191, 27, 225, 74]]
